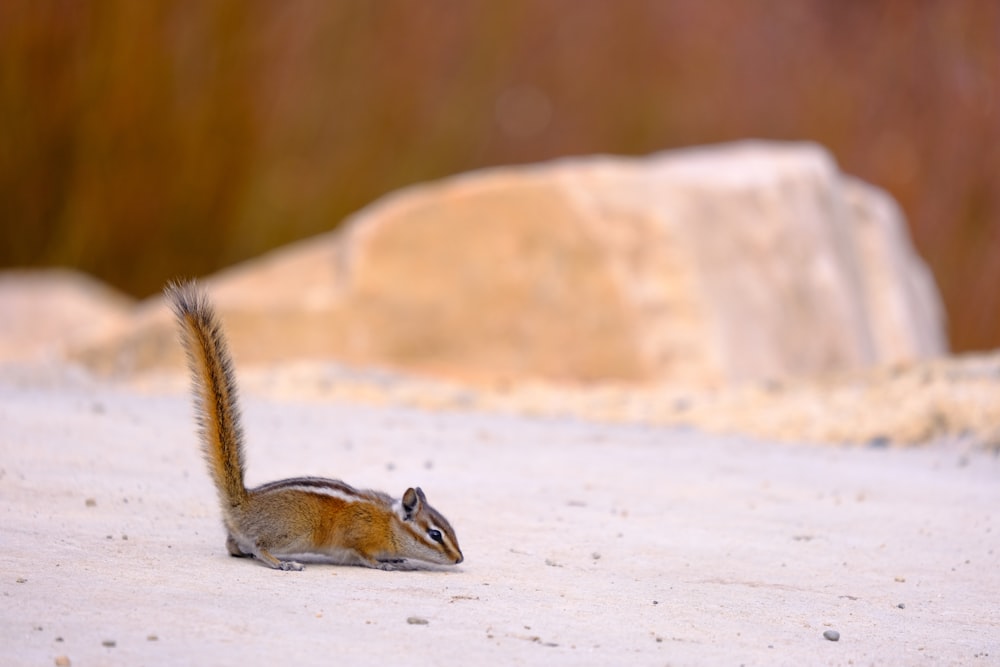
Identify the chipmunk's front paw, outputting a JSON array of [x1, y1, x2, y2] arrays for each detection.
[[374, 559, 406, 571], [278, 560, 304, 571]]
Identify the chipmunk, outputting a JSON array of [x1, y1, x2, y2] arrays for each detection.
[[165, 280, 463, 571]]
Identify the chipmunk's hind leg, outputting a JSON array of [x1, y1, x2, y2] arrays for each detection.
[[253, 546, 304, 571], [250, 537, 304, 571], [226, 533, 302, 570]]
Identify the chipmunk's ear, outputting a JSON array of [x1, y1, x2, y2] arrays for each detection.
[[402, 487, 421, 519]]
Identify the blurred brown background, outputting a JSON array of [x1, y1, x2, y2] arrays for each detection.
[[1, 1, 997, 351]]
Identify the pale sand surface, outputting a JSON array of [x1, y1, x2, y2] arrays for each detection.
[[2, 365, 998, 665]]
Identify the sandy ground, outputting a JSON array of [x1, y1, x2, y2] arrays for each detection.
[[1, 364, 998, 666]]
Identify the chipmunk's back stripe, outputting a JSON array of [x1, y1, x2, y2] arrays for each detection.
[[253, 477, 364, 503]]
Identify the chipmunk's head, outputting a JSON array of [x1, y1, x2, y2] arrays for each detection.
[[393, 487, 463, 566]]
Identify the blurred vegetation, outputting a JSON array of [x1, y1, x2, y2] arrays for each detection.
[[0, 1, 997, 351]]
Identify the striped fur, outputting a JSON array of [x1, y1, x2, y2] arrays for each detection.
[[165, 280, 463, 571]]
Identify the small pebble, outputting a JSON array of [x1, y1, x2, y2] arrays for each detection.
[[101, 640, 116, 648], [147, 634, 158, 641], [406, 617, 429, 625], [823, 630, 840, 642], [85, 498, 97, 507], [54, 656, 70, 667], [16, 577, 27, 584], [897, 603, 905, 609]]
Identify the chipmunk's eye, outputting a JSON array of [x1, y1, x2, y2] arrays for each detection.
[[428, 529, 443, 543]]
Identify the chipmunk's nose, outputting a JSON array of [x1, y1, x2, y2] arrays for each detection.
[[454, 552, 464, 564]]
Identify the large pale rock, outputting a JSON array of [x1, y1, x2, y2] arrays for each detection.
[[0, 269, 134, 363], [843, 178, 947, 363], [70, 141, 946, 385]]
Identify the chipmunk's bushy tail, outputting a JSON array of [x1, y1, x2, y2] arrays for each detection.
[[165, 280, 249, 508]]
